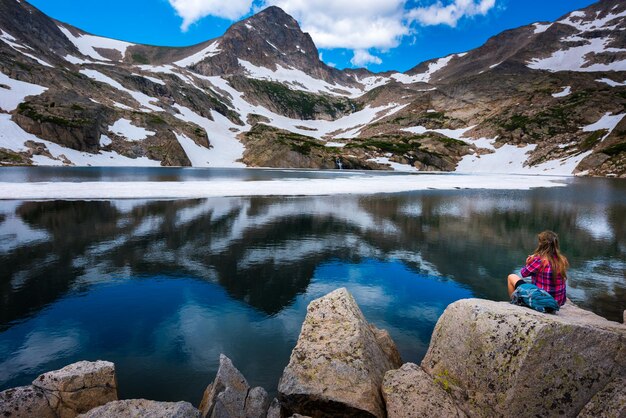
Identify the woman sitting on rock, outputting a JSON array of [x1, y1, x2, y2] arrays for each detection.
[[507, 230, 569, 306]]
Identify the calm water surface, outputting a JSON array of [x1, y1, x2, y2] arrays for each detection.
[[0, 168, 624, 404]]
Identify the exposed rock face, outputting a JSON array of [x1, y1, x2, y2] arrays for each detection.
[[0, 360, 117, 418], [421, 299, 626, 418], [278, 287, 402, 418], [77, 399, 200, 418], [199, 354, 269, 418], [382, 363, 466, 418], [0, 385, 56, 418]]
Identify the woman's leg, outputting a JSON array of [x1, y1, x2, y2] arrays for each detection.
[[507, 274, 521, 298]]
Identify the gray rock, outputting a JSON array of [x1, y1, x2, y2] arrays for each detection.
[[577, 377, 626, 418], [382, 363, 466, 418], [266, 398, 283, 418], [32, 360, 118, 418], [199, 354, 270, 418], [422, 299, 626, 418], [0, 385, 56, 418], [278, 288, 403, 418], [77, 399, 200, 418], [244, 386, 270, 418]]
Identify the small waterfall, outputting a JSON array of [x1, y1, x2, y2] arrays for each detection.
[[336, 157, 343, 170]]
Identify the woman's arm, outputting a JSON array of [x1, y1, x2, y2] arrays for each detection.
[[521, 256, 542, 277]]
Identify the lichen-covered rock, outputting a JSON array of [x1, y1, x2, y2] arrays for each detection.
[[0, 385, 56, 418], [278, 287, 403, 418], [422, 299, 626, 418], [32, 360, 118, 418], [199, 354, 269, 418], [382, 363, 466, 418], [577, 377, 626, 418], [77, 399, 200, 417]]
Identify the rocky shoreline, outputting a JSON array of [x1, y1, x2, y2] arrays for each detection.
[[1, 288, 625, 417]]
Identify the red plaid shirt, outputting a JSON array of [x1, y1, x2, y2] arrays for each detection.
[[520, 256, 567, 306]]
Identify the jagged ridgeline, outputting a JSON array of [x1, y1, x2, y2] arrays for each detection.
[[0, 0, 625, 176]]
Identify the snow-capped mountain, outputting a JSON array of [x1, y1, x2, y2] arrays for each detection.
[[0, 0, 625, 176]]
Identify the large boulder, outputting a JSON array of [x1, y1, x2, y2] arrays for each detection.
[[422, 299, 626, 418], [0, 385, 56, 418], [77, 399, 200, 417], [382, 363, 466, 418], [278, 287, 402, 418], [32, 360, 118, 418], [199, 354, 269, 418], [0, 360, 117, 418]]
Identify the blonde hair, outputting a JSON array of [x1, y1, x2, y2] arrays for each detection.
[[533, 230, 569, 280]]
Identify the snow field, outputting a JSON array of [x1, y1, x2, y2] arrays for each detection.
[[58, 25, 134, 62], [0, 72, 48, 112]]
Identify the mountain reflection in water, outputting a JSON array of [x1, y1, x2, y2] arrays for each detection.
[[0, 178, 624, 403]]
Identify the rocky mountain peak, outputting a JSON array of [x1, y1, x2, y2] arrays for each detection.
[[181, 5, 348, 83]]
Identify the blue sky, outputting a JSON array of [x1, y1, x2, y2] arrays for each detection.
[[29, 0, 598, 72]]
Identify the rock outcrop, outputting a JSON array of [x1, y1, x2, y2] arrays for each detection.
[[77, 399, 200, 418], [2, 292, 624, 418], [199, 354, 270, 418], [421, 299, 626, 418], [382, 363, 466, 418], [0, 360, 117, 418], [278, 287, 402, 418]]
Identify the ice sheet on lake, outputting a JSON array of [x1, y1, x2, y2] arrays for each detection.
[[0, 173, 567, 200]]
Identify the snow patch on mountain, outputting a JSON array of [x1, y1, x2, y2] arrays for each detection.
[[133, 73, 166, 86], [533, 22, 552, 34], [0, 114, 160, 167], [194, 74, 407, 140], [174, 132, 215, 167], [368, 156, 419, 172], [173, 103, 245, 167], [109, 118, 155, 141], [552, 86, 572, 98], [597, 78, 626, 87], [582, 112, 625, 141], [79, 69, 162, 112], [0, 72, 48, 111], [174, 41, 221, 67], [394, 54, 457, 84], [0, 30, 53, 67], [559, 8, 626, 32], [138, 65, 202, 90], [527, 37, 626, 72], [402, 125, 475, 140], [237, 59, 361, 97], [64, 54, 97, 65], [58, 25, 134, 61]]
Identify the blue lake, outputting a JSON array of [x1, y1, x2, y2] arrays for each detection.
[[0, 168, 624, 404]]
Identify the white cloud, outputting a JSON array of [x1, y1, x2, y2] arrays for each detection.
[[351, 49, 383, 66], [263, 0, 408, 50], [168, 0, 254, 31], [406, 0, 496, 27], [167, 0, 499, 65]]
